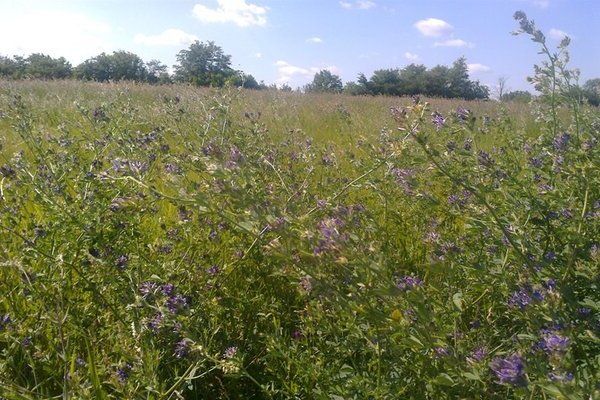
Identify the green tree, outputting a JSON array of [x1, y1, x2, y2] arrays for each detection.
[[146, 59, 171, 84], [582, 78, 600, 106], [24, 53, 72, 79], [0, 55, 26, 79], [173, 40, 233, 86], [398, 64, 427, 96], [368, 69, 402, 96], [110, 51, 147, 81], [306, 70, 343, 93], [74, 53, 113, 82], [501, 90, 533, 102]]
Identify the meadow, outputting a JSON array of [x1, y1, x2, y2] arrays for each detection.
[[0, 26, 599, 399]]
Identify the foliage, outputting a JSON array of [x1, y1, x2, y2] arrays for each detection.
[[0, 54, 71, 80], [74, 51, 147, 82], [502, 90, 533, 103], [582, 79, 600, 107], [346, 58, 490, 100], [305, 70, 343, 93], [173, 40, 234, 87], [0, 11, 599, 400]]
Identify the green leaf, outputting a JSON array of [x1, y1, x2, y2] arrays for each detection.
[[452, 292, 463, 311], [433, 373, 455, 386]]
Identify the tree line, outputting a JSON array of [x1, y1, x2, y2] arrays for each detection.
[[1, 40, 598, 103]]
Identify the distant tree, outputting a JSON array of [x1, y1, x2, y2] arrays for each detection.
[[496, 76, 509, 101], [74, 53, 113, 82], [173, 40, 234, 86], [24, 53, 72, 79], [343, 81, 369, 95], [0, 55, 26, 79], [368, 69, 402, 96], [425, 65, 450, 97], [501, 90, 533, 102], [146, 59, 171, 84], [228, 72, 263, 89], [398, 64, 427, 96], [305, 70, 343, 93], [582, 78, 600, 106], [110, 51, 147, 81], [279, 83, 293, 92]]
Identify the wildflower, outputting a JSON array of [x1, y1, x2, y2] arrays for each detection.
[[490, 354, 527, 387], [207, 265, 220, 275], [540, 334, 570, 355], [116, 255, 128, 270], [553, 132, 571, 152], [223, 346, 237, 359], [147, 313, 163, 332], [167, 295, 188, 314], [395, 275, 423, 291], [477, 150, 494, 167], [468, 346, 488, 363], [434, 346, 451, 357], [456, 107, 471, 122], [299, 276, 313, 293], [174, 339, 192, 359], [161, 283, 175, 297], [549, 371, 574, 383], [139, 282, 158, 297], [0, 314, 11, 330], [21, 336, 32, 347], [463, 137, 473, 151], [431, 111, 446, 130], [508, 288, 532, 309], [116, 363, 133, 383], [529, 157, 543, 168]]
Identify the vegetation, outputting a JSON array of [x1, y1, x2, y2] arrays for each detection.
[[0, 11, 599, 399]]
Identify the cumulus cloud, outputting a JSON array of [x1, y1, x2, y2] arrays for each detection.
[[275, 60, 338, 84], [0, 10, 111, 64], [433, 39, 474, 48], [548, 28, 570, 40], [414, 18, 453, 37], [133, 29, 198, 46], [192, 0, 268, 27], [306, 37, 323, 44], [467, 63, 491, 74], [339, 0, 376, 10], [404, 52, 420, 61]]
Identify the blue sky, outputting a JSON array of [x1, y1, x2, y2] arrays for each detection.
[[1, 0, 598, 92]]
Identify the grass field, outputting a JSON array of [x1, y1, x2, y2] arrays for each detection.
[[0, 77, 599, 399]]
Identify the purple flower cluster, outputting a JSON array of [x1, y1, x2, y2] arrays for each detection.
[[223, 346, 238, 359], [455, 107, 471, 122], [553, 132, 571, 152], [538, 333, 570, 355], [477, 150, 495, 168], [0, 314, 11, 331], [431, 111, 446, 130], [314, 216, 347, 255], [395, 275, 423, 291], [489, 354, 527, 387], [116, 362, 133, 383], [391, 168, 416, 196], [174, 338, 191, 359], [507, 284, 546, 309]]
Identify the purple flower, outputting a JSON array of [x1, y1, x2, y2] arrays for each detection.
[[116, 255, 128, 270], [167, 295, 188, 314], [223, 346, 237, 359], [139, 281, 158, 298], [116, 363, 132, 383], [490, 354, 527, 387], [477, 150, 494, 167], [395, 275, 423, 291], [529, 157, 543, 168], [468, 346, 488, 363], [434, 346, 451, 357], [553, 132, 571, 152], [161, 283, 175, 297], [207, 265, 220, 275], [147, 313, 163, 332], [549, 371, 574, 383], [174, 339, 191, 359], [0, 314, 11, 330], [456, 107, 471, 122], [540, 334, 570, 355], [431, 111, 446, 130], [508, 288, 532, 309]]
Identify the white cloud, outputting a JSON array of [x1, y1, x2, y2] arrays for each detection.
[[275, 60, 338, 84], [414, 18, 453, 37], [254, 52, 262, 58], [340, 0, 376, 10], [433, 39, 474, 48], [133, 29, 198, 46], [548, 28, 569, 40], [404, 52, 420, 61], [467, 63, 491, 74], [307, 37, 323, 44], [0, 10, 111, 64], [192, 0, 268, 27]]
